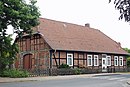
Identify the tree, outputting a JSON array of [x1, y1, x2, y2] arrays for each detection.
[[109, 0, 130, 22], [127, 57, 130, 67], [123, 48, 130, 53], [0, 0, 40, 70], [123, 48, 130, 67], [0, 35, 19, 70]]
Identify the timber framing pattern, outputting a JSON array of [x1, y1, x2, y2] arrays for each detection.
[[15, 18, 129, 74]]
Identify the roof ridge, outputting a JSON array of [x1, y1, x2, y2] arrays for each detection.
[[40, 17, 99, 31]]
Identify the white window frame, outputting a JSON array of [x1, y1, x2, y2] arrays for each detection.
[[119, 56, 123, 66], [67, 53, 73, 66], [94, 55, 99, 66], [107, 56, 111, 66], [114, 56, 118, 66], [87, 55, 93, 66]]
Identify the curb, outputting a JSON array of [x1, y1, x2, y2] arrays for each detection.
[[0, 73, 127, 83], [0, 74, 95, 83], [93, 74, 121, 77], [0, 80, 37, 83], [0, 78, 38, 83], [0, 75, 94, 83]]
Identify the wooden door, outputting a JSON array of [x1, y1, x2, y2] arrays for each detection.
[[23, 54, 32, 70]]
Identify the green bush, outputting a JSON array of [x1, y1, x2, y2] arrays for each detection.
[[73, 68, 81, 75], [127, 57, 130, 67], [58, 63, 70, 68], [0, 69, 29, 78]]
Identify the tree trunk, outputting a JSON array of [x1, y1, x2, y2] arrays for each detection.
[[0, 63, 7, 71]]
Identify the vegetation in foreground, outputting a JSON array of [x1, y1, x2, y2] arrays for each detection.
[[0, 0, 40, 71], [123, 48, 130, 67], [0, 69, 29, 78]]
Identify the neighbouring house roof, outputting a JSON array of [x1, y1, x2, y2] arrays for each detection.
[[33, 18, 128, 55]]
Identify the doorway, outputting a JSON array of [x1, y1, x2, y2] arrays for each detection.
[[102, 54, 107, 72], [23, 54, 32, 70]]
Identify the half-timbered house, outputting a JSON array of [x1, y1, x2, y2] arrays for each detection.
[[15, 18, 129, 73]]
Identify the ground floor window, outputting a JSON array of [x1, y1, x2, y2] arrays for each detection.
[[67, 53, 73, 66], [107, 56, 111, 66], [119, 56, 123, 66], [114, 56, 118, 66], [87, 55, 92, 66], [94, 55, 98, 66]]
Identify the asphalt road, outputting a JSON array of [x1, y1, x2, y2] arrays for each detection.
[[0, 74, 130, 87]]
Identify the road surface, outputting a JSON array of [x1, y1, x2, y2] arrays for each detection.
[[0, 74, 130, 87]]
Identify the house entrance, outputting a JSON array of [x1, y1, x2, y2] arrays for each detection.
[[23, 54, 32, 70], [102, 54, 107, 72]]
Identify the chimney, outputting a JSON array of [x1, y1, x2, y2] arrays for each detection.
[[85, 23, 90, 27], [118, 42, 121, 47]]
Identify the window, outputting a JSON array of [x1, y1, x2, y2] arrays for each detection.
[[107, 56, 111, 66], [87, 55, 92, 66], [94, 55, 99, 66], [114, 56, 118, 66], [67, 53, 73, 66], [119, 56, 123, 66]]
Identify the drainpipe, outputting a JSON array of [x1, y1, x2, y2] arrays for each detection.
[[50, 50, 52, 69]]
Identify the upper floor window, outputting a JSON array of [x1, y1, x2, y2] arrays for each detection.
[[94, 55, 99, 66], [87, 55, 92, 66], [119, 56, 123, 66], [67, 53, 73, 66], [114, 56, 118, 66], [107, 56, 111, 66]]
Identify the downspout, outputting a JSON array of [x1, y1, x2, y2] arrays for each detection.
[[49, 50, 53, 76], [50, 50, 52, 69]]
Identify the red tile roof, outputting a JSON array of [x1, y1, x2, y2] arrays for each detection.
[[35, 18, 128, 55]]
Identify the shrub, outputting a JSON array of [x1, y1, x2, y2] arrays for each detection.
[[127, 57, 130, 67], [0, 69, 29, 78], [58, 63, 70, 68], [73, 68, 81, 75]]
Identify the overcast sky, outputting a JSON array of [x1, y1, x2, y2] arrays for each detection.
[[35, 0, 130, 48]]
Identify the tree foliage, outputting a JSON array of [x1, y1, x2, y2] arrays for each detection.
[[0, 35, 18, 70], [0, 0, 40, 35], [123, 48, 130, 53], [109, 0, 130, 22], [123, 48, 130, 67], [0, 0, 40, 70], [127, 57, 130, 67]]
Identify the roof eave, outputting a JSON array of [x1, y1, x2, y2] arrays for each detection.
[[51, 49, 129, 56]]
